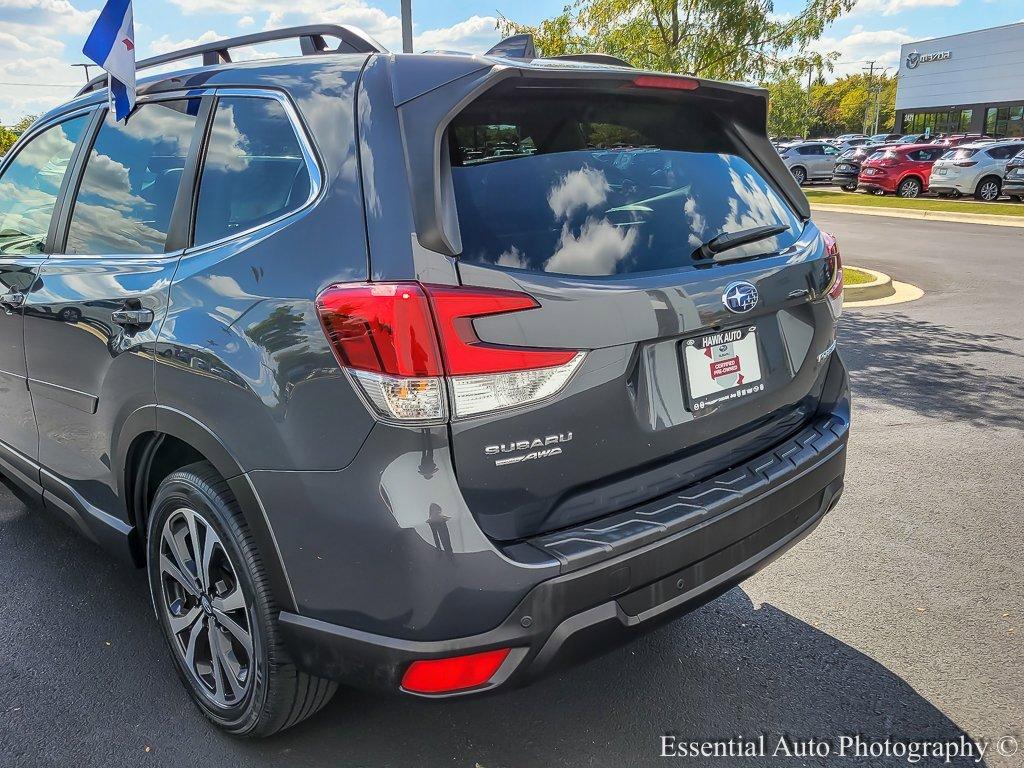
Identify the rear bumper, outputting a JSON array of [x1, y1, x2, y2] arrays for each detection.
[[278, 411, 849, 697], [857, 176, 895, 193], [1002, 179, 1024, 194], [832, 172, 858, 186]]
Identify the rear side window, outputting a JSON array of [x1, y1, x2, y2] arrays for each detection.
[[0, 117, 87, 256], [986, 145, 1019, 160], [193, 97, 311, 245], [797, 145, 823, 156], [449, 90, 801, 276], [65, 99, 201, 255]]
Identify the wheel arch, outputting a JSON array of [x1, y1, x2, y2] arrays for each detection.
[[976, 174, 1002, 192], [115, 405, 298, 612]]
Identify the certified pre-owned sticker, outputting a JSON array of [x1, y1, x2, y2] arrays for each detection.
[[486, 433, 572, 467]]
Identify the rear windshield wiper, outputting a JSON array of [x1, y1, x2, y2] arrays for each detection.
[[692, 224, 789, 261]]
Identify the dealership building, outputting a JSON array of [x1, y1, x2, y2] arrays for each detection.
[[894, 22, 1024, 138]]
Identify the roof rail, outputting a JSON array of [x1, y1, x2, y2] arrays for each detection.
[[78, 24, 388, 96]]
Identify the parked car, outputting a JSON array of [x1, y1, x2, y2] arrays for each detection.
[[834, 133, 867, 143], [778, 141, 842, 185], [894, 133, 932, 144], [1002, 147, 1024, 201], [929, 140, 1023, 200], [0, 26, 850, 736], [868, 133, 903, 144], [832, 144, 895, 191], [931, 134, 992, 148], [834, 137, 870, 152], [857, 143, 947, 197]]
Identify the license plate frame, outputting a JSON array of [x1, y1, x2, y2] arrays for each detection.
[[682, 325, 765, 416]]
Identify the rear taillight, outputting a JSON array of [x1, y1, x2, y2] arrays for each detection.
[[954, 160, 977, 167], [823, 232, 843, 318], [316, 283, 584, 422]]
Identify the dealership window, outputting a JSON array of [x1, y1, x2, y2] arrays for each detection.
[[985, 105, 1024, 138], [902, 109, 972, 136]]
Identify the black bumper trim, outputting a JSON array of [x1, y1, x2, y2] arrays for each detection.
[[278, 414, 848, 695], [528, 415, 846, 572]]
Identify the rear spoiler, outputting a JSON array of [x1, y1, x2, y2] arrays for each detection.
[[387, 55, 811, 256]]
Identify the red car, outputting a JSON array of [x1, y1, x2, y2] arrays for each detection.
[[858, 143, 948, 197]]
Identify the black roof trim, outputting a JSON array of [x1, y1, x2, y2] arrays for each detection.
[[77, 24, 387, 96]]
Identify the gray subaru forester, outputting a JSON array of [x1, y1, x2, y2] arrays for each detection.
[[0, 25, 849, 736]]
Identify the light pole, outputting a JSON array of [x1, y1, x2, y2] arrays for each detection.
[[401, 0, 413, 53]]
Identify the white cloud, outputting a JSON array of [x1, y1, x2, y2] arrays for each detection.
[[237, 16, 254, 28], [811, 26, 916, 78], [417, 15, 499, 53], [853, 0, 960, 16]]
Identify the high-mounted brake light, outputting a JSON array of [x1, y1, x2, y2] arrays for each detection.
[[401, 648, 512, 695], [631, 74, 699, 91], [316, 283, 585, 422]]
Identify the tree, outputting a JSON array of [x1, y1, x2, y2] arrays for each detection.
[[765, 77, 810, 138], [498, 0, 856, 82], [0, 126, 18, 156], [12, 115, 37, 135], [805, 73, 896, 137]]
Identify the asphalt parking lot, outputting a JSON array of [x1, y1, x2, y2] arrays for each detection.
[[1, 210, 1021, 767]]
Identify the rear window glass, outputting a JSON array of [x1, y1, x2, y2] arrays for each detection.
[[950, 148, 978, 161], [449, 90, 801, 276]]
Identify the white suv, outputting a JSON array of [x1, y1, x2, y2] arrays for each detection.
[[929, 141, 1023, 201]]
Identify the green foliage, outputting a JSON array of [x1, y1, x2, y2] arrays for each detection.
[[12, 115, 38, 135], [498, 0, 856, 82], [0, 127, 17, 156], [807, 73, 897, 136], [765, 77, 810, 137]]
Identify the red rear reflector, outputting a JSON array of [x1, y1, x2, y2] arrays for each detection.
[[632, 74, 699, 91], [425, 285, 578, 375], [315, 283, 443, 377], [401, 648, 512, 694]]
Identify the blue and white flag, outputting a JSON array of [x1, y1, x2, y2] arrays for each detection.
[[82, 0, 136, 122]]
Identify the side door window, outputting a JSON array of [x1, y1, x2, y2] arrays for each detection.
[[64, 99, 200, 255], [0, 115, 88, 461], [0, 117, 87, 257], [193, 96, 313, 246], [25, 99, 205, 516]]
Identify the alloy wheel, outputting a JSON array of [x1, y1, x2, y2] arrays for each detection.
[[899, 179, 921, 198], [978, 180, 1000, 202], [158, 508, 254, 709], [792, 167, 806, 185]]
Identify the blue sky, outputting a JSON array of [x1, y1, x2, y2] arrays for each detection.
[[0, 0, 1020, 122]]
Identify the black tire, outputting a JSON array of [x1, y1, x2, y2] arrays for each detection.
[[791, 166, 807, 185], [147, 461, 336, 737], [897, 177, 922, 198], [974, 177, 1001, 202]]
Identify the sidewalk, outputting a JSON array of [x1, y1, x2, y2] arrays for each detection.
[[810, 202, 1024, 229]]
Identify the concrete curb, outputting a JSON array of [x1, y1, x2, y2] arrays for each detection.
[[810, 202, 1024, 228], [846, 280, 924, 308], [843, 267, 894, 302]]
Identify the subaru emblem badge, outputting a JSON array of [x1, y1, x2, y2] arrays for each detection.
[[722, 281, 759, 314]]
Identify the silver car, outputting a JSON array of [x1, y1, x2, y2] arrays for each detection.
[[929, 140, 1024, 201], [777, 141, 841, 185]]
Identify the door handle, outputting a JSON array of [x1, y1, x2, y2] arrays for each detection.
[[111, 308, 155, 327], [0, 291, 26, 309]]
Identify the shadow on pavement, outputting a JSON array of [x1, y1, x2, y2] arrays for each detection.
[[840, 311, 1024, 430], [1, 493, 982, 767]]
